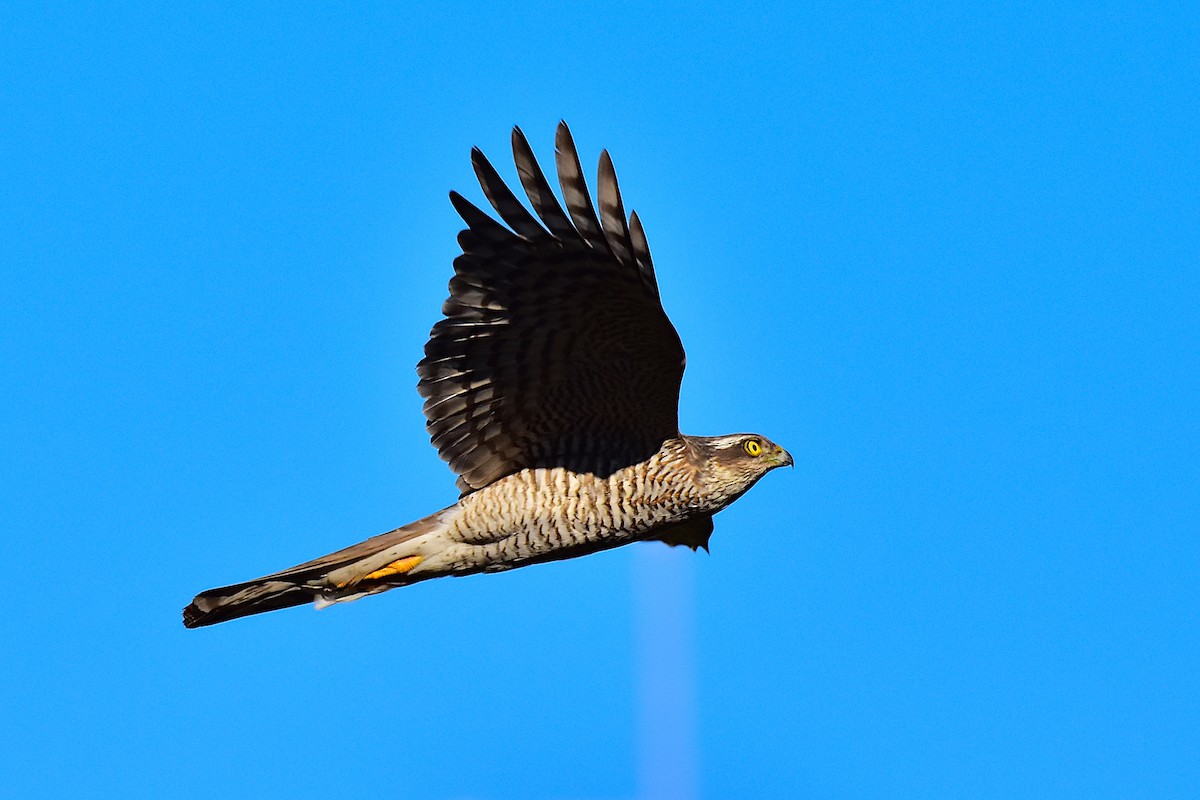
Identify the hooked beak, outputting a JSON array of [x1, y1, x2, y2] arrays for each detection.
[[772, 445, 793, 468]]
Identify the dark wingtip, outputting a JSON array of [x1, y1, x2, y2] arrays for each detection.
[[448, 189, 470, 211], [555, 120, 575, 153]]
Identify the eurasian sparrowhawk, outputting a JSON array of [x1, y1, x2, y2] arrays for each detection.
[[183, 123, 791, 628]]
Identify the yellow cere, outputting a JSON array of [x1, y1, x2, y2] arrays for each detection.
[[744, 439, 762, 457]]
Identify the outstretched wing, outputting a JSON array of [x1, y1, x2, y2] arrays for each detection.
[[417, 122, 686, 494]]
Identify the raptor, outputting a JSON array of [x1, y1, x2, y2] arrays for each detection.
[[183, 123, 791, 628]]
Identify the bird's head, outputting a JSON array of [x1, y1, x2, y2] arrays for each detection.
[[689, 433, 792, 507]]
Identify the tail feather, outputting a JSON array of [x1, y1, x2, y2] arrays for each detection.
[[182, 509, 451, 628], [183, 580, 315, 628]]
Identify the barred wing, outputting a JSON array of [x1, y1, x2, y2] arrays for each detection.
[[417, 123, 686, 494]]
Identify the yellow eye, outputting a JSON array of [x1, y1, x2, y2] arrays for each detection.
[[743, 439, 762, 457]]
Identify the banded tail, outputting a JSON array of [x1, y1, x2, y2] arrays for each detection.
[[183, 509, 451, 628]]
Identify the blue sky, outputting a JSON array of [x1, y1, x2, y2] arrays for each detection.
[[2, 3, 1197, 798]]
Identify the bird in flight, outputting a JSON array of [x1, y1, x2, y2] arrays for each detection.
[[183, 123, 791, 628]]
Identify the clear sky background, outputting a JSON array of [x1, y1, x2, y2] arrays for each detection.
[[2, 3, 1197, 798]]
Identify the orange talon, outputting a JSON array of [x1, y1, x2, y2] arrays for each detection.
[[362, 555, 423, 582]]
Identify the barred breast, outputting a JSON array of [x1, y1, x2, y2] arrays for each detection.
[[432, 437, 703, 572]]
